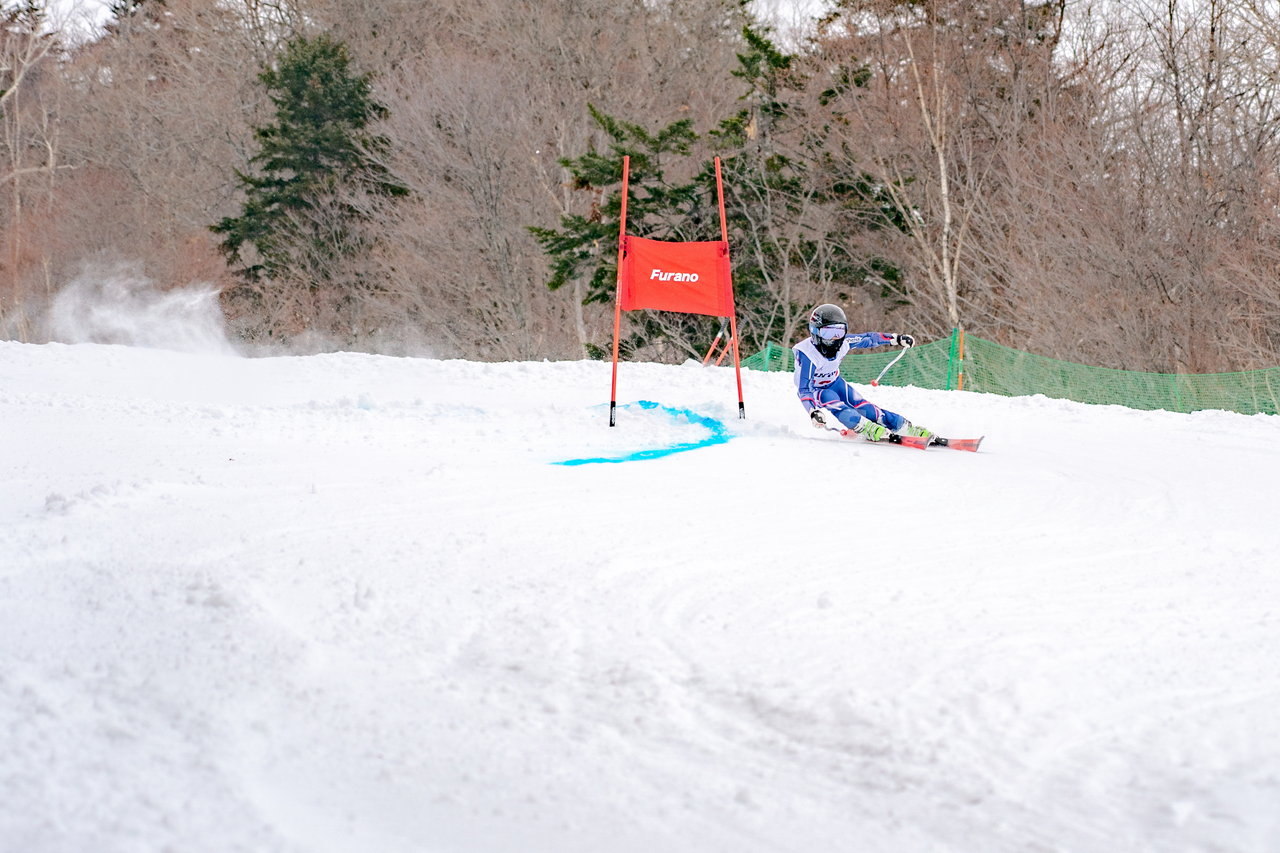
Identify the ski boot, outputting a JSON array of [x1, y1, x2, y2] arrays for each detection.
[[899, 421, 933, 441], [854, 419, 890, 442]]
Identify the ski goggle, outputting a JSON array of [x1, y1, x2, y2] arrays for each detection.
[[811, 323, 847, 341]]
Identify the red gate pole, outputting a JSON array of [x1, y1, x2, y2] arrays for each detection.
[[701, 318, 728, 365], [609, 156, 631, 427], [714, 157, 746, 419]]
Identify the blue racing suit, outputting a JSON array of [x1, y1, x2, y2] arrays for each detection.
[[793, 333, 907, 432]]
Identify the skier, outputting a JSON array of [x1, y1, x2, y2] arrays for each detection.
[[794, 303, 933, 442]]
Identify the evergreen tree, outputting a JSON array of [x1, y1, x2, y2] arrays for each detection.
[[529, 106, 712, 361], [529, 105, 702, 304], [212, 34, 405, 289], [531, 27, 907, 360], [708, 25, 907, 347]]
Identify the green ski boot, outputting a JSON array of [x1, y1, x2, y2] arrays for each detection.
[[901, 421, 933, 441], [855, 419, 890, 442]]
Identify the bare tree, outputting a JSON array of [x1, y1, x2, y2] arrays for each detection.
[[0, 0, 60, 337], [7, 0, 277, 343], [807, 0, 1280, 372], [348, 0, 746, 359], [814, 0, 1037, 338], [15, 0, 1279, 370], [1072, 0, 1280, 370]]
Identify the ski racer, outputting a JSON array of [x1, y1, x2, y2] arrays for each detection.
[[794, 303, 933, 442]]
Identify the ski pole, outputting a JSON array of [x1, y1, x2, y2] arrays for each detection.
[[870, 344, 909, 387]]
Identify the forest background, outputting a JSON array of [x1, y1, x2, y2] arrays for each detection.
[[4, 0, 1280, 373]]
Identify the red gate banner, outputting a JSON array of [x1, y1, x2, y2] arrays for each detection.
[[609, 155, 744, 425], [618, 236, 734, 317]]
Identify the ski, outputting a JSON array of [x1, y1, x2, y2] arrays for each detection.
[[832, 428, 930, 450], [929, 435, 984, 452]]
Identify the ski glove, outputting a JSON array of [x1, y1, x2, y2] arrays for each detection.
[[893, 333, 915, 348], [810, 408, 831, 429]]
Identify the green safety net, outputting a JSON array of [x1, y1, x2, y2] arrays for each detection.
[[741, 331, 1280, 416]]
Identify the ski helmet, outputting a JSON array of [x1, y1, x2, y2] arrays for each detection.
[[808, 303, 848, 352]]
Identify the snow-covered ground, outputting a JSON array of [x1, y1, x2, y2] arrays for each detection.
[[3, 339, 1280, 853]]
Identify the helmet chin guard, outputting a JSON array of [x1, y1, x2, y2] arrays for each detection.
[[815, 337, 842, 358]]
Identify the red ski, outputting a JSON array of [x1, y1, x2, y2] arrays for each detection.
[[832, 428, 930, 450], [930, 436, 984, 452]]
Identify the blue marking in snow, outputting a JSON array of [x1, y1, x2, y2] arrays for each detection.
[[554, 400, 733, 466]]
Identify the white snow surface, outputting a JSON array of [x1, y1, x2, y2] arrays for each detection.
[[3, 340, 1280, 853]]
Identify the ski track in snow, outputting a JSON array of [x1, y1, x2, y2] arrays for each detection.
[[2, 340, 1280, 853]]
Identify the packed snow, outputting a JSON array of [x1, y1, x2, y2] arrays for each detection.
[[3, 334, 1280, 852]]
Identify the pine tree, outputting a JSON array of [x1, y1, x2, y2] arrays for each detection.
[[212, 34, 406, 288], [529, 106, 710, 360], [709, 26, 910, 342], [531, 27, 908, 360]]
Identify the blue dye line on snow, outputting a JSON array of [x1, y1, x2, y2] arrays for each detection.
[[553, 400, 733, 466]]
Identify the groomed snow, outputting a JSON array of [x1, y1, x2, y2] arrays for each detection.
[[3, 340, 1279, 852]]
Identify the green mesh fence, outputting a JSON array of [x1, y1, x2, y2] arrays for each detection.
[[741, 330, 1280, 416]]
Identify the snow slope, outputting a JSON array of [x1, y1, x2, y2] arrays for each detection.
[[3, 340, 1279, 853]]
